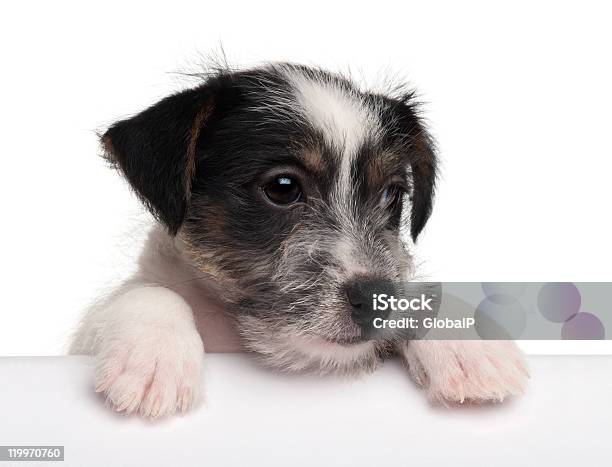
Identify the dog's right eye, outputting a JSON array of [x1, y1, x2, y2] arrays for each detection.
[[263, 176, 303, 206]]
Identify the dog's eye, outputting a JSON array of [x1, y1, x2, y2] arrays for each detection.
[[380, 184, 405, 209], [381, 184, 406, 230], [263, 176, 302, 206]]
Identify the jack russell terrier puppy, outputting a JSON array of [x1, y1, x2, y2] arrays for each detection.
[[70, 63, 528, 418]]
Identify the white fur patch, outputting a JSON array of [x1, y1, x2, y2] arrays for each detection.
[[283, 68, 382, 200], [399, 340, 529, 404], [334, 236, 370, 278], [291, 335, 376, 368], [73, 286, 205, 418]]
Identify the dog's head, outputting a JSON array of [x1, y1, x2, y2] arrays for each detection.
[[102, 63, 437, 374]]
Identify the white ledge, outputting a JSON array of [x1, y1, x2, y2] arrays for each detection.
[[1, 355, 610, 466]]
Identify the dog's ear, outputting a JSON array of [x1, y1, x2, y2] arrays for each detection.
[[390, 96, 438, 241], [102, 87, 214, 235], [407, 127, 437, 240]]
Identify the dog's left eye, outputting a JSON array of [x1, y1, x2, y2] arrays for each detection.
[[380, 184, 405, 209], [263, 176, 303, 206]]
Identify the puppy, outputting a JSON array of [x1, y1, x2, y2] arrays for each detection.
[[70, 63, 528, 418]]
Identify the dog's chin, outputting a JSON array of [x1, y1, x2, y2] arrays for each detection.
[[237, 316, 381, 376]]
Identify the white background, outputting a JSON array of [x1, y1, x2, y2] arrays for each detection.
[[3, 355, 610, 467], [0, 0, 610, 356]]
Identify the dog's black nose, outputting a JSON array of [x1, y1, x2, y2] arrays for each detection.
[[346, 282, 366, 308], [345, 279, 392, 329]]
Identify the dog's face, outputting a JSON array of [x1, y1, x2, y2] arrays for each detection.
[[103, 64, 436, 374]]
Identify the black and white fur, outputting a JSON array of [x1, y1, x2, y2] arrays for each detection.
[[70, 63, 528, 418]]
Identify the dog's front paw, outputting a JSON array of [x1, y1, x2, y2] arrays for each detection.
[[94, 327, 204, 418], [400, 340, 529, 404]]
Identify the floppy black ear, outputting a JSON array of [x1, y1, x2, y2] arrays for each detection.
[[390, 97, 438, 240], [102, 87, 214, 234], [407, 128, 437, 240]]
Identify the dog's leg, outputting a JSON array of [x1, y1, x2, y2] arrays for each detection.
[[397, 340, 529, 404], [70, 284, 204, 418]]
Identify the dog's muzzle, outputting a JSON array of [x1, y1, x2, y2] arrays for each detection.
[[344, 278, 396, 338]]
